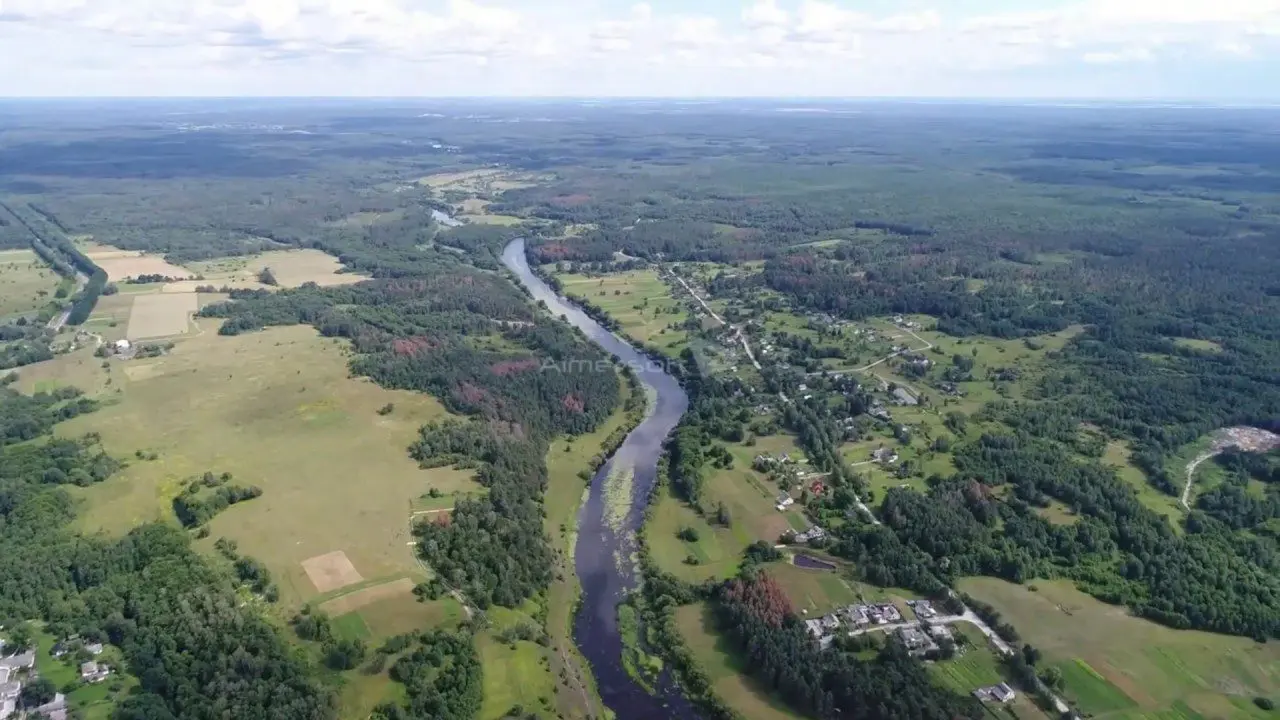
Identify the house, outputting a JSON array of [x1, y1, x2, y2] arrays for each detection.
[[80, 661, 111, 683], [775, 494, 795, 511], [114, 339, 131, 352], [804, 619, 827, 638], [85, 642, 104, 656], [0, 652, 33, 671], [872, 446, 899, 464], [840, 605, 870, 625], [909, 600, 937, 619], [891, 387, 919, 406], [809, 480, 827, 496], [975, 683, 1017, 704], [898, 627, 932, 651], [868, 403, 892, 421], [928, 624, 953, 640], [793, 526, 827, 543]]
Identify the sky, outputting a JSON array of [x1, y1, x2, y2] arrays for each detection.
[[1, 0, 1278, 98]]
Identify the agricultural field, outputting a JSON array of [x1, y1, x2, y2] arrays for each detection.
[[416, 167, 540, 226], [0, 248, 61, 318], [674, 603, 808, 720], [18, 321, 479, 609], [931, 624, 1051, 720], [81, 244, 192, 282], [554, 269, 692, 356], [958, 578, 1280, 719], [125, 291, 197, 340], [180, 248, 369, 290]]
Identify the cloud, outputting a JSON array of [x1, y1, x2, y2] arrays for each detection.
[[0, 0, 1276, 96]]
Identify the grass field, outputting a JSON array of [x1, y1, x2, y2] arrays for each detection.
[[18, 321, 477, 608], [674, 602, 808, 720], [1103, 440, 1184, 525], [0, 248, 59, 318], [126, 291, 196, 340], [556, 270, 691, 356], [957, 577, 1280, 718], [647, 434, 808, 583]]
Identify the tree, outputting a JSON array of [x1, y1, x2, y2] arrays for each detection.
[[20, 677, 56, 708]]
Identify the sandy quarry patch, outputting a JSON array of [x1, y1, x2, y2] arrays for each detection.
[[126, 292, 197, 340], [319, 577, 416, 616], [301, 550, 364, 593]]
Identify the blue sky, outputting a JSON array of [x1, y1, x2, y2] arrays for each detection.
[[0, 0, 1277, 98]]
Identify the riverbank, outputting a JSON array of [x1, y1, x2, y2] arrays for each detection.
[[502, 239, 699, 720]]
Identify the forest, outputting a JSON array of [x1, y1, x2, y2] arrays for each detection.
[[2, 99, 1279, 719], [0, 385, 333, 720]]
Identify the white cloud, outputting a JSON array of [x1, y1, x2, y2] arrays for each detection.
[[0, 0, 1276, 96]]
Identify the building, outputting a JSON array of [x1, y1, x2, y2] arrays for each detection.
[[909, 599, 938, 619], [0, 652, 33, 672], [775, 494, 795, 511], [80, 661, 111, 683], [793, 525, 827, 543], [975, 683, 1017, 704], [872, 446, 899, 464], [0, 682, 18, 702], [1, 699, 15, 720], [898, 627, 933, 651], [114, 339, 131, 352], [85, 643, 104, 656], [892, 387, 919, 406]]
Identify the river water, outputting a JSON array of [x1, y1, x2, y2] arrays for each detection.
[[502, 239, 700, 720]]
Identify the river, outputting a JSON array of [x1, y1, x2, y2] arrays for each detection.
[[502, 239, 700, 720]]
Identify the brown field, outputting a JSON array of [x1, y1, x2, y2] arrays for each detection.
[[319, 577, 415, 614], [83, 245, 194, 282], [126, 292, 196, 339], [302, 550, 365, 593], [20, 322, 479, 607], [177, 249, 368, 290]]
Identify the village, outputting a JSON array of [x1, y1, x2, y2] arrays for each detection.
[[0, 634, 114, 720], [802, 600, 1019, 707]]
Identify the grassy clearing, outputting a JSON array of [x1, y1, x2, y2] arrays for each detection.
[[1103, 441, 1183, 525], [675, 603, 809, 720], [647, 435, 808, 583], [556, 270, 691, 356], [1170, 337, 1223, 353], [957, 577, 1280, 718], [0, 248, 60, 318], [19, 321, 475, 608], [477, 634, 556, 720]]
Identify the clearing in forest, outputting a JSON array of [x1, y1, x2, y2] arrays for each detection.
[[958, 577, 1280, 719], [125, 292, 197, 339], [21, 322, 480, 607]]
